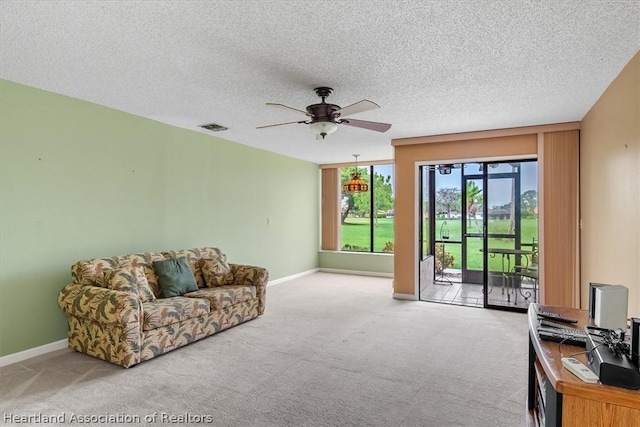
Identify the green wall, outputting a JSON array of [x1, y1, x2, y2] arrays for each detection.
[[319, 251, 393, 275], [0, 79, 319, 357]]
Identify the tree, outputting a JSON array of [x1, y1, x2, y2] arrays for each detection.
[[521, 190, 538, 219], [465, 181, 483, 207], [436, 187, 460, 219], [341, 166, 365, 224], [340, 167, 394, 225], [372, 173, 393, 224], [465, 181, 483, 229]]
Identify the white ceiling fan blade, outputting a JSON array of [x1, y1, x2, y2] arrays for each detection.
[[334, 100, 380, 117], [340, 118, 391, 133], [266, 103, 309, 116], [256, 120, 307, 129]]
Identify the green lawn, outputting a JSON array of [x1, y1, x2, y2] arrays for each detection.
[[342, 217, 538, 272], [341, 217, 394, 252], [431, 218, 538, 271]]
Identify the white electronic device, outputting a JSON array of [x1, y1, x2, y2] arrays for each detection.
[[588, 283, 628, 330], [561, 357, 600, 383]]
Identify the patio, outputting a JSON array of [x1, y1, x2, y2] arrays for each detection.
[[420, 268, 537, 309]]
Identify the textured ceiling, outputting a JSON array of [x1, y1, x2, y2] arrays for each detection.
[[1, 1, 639, 164]]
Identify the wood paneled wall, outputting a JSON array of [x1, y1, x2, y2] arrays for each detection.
[[390, 123, 581, 302], [392, 133, 539, 296], [321, 168, 339, 250], [539, 130, 580, 308]]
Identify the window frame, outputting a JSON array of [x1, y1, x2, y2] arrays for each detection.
[[340, 163, 394, 254]]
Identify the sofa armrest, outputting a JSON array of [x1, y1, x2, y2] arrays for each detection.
[[229, 264, 269, 314], [58, 283, 141, 326]]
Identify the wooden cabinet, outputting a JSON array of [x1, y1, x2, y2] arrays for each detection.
[[527, 305, 640, 427]]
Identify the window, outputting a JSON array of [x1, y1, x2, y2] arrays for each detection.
[[340, 164, 394, 253]]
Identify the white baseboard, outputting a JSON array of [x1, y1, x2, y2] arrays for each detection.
[[393, 292, 418, 301], [267, 268, 319, 286], [0, 339, 69, 367], [318, 268, 393, 278]]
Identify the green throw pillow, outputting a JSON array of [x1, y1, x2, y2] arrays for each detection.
[[153, 257, 198, 298]]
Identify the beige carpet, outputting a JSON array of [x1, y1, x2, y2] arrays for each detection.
[[0, 273, 529, 426]]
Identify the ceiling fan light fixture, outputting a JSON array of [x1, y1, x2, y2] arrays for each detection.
[[310, 121, 338, 139]]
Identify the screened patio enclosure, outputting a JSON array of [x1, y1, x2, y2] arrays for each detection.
[[418, 160, 539, 311]]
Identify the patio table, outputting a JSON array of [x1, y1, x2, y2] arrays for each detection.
[[482, 248, 534, 303]]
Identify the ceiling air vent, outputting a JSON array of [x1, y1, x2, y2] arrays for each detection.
[[199, 123, 228, 132]]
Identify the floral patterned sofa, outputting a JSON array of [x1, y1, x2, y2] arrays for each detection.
[[57, 247, 268, 368]]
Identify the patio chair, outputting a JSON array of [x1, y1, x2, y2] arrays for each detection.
[[513, 238, 538, 302]]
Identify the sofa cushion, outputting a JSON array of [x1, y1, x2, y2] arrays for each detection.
[[114, 253, 166, 298], [153, 257, 199, 298], [72, 252, 165, 298], [142, 297, 210, 331], [184, 285, 256, 310], [200, 257, 234, 287], [103, 266, 156, 303], [188, 259, 205, 288]]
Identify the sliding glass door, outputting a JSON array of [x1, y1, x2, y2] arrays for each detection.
[[483, 162, 538, 310]]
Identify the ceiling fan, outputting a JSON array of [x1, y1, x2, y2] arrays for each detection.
[[257, 87, 392, 139]]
